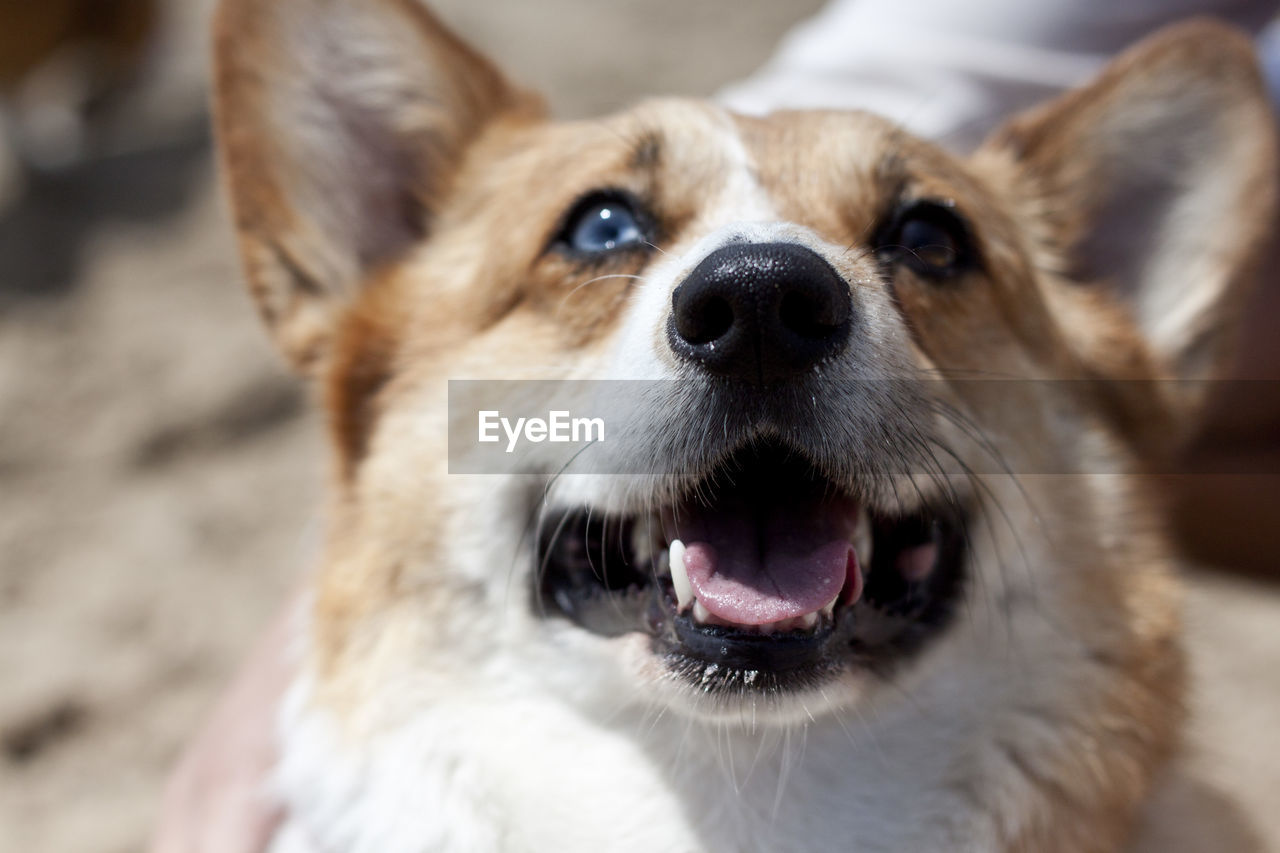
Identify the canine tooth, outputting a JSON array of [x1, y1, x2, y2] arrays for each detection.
[[798, 612, 819, 631], [820, 594, 839, 619], [669, 539, 694, 611], [692, 599, 711, 624]]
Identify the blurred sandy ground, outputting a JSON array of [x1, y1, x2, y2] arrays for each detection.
[[0, 2, 1275, 852]]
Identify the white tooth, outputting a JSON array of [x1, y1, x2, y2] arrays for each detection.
[[798, 612, 819, 631], [820, 594, 839, 619], [692, 599, 712, 624], [853, 508, 873, 569], [669, 539, 694, 611]]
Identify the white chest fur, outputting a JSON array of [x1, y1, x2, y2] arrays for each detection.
[[265, 632, 1072, 853]]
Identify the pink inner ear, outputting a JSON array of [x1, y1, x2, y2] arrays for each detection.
[[302, 98, 428, 272]]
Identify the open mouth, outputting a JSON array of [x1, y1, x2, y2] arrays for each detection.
[[536, 441, 967, 693]]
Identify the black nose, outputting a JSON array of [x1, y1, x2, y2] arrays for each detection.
[[669, 242, 852, 383]]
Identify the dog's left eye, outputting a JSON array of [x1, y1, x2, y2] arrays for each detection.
[[875, 200, 976, 278], [559, 192, 648, 255]]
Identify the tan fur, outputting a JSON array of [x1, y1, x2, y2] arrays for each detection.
[[212, 7, 1275, 851]]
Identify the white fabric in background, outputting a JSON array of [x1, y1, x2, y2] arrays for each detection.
[[719, 0, 1280, 149]]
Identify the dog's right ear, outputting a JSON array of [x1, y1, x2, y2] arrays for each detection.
[[976, 20, 1276, 386], [213, 0, 540, 371]]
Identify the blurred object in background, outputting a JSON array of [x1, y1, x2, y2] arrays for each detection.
[[0, 0, 158, 207], [0, 0, 215, 305], [0, 0, 211, 216]]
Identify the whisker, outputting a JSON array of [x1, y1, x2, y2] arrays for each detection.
[[559, 273, 647, 311]]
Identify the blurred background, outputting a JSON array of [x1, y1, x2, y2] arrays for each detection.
[[0, 1, 1276, 851]]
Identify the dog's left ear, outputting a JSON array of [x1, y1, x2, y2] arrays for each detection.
[[978, 19, 1278, 382], [212, 0, 541, 371]]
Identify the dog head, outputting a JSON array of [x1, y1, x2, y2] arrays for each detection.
[[214, 1, 1275, 726]]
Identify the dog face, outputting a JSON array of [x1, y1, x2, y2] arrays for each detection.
[[214, 0, 1274, 738]]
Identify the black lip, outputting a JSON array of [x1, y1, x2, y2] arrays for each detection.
[[670, 615, 836, 673]]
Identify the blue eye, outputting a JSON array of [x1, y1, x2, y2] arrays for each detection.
[[563, 194, 647, 254]]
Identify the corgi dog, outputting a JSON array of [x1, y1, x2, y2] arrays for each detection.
[[211, 1, 1276, 851]]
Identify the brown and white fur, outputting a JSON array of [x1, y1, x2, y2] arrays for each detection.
[[211, 2, 1276, 851]]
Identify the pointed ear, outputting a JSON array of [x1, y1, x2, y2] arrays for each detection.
[[212, 0, 541, 371], [978, 20, 1278, 381]]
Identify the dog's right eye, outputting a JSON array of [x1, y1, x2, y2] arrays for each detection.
[[556, 191, 651, 256]]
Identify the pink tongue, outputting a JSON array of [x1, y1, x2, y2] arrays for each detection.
[[675, 495, 862, 626]]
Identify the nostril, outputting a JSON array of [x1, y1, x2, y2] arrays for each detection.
[[674, 289, 735, 346]]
